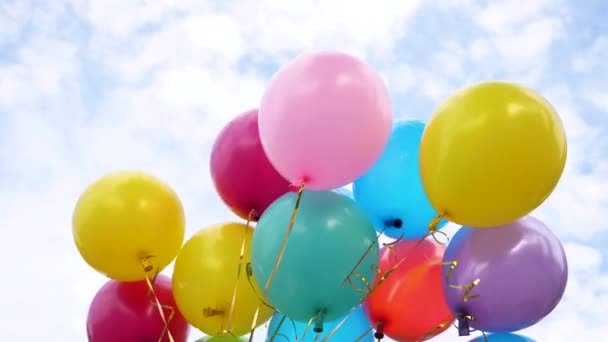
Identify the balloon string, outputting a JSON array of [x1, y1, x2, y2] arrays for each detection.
[[244, 263, 276, 310], [439, 259, 481, 302], [322, 223, 444, 342], [248, 181, 305, 342], [141, 257, 175, 342], [263, 180, 306, 295], [355, 326, 375, 342], [221, 209, 256, 336], [320, 226, 409, 342], [267, 315, 287, 342], [244, 263, 279, 342], [425, 213, 449, 245], [420, 258, 482, 340], [301, 315, 318, 341]]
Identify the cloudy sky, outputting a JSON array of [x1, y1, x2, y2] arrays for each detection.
[[1, 0, 607, 341]]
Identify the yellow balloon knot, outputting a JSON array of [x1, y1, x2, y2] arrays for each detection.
[[141, 256, 155, 273], [203, 307, 224, 318]]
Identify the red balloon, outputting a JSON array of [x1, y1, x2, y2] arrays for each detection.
[[87, 274, 190, 342], [363, 239, 454, 341], [210, 109, 291, 221]]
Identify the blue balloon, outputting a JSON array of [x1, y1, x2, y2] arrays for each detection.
[[353, 120, 447, 239], [266, 306, 374, 342], [251, 190, 379, 322], [469, 333, 536, 342]]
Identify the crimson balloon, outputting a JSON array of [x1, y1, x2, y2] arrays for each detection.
[[87, 274, 190, 342], [210, 109, 290, 221]]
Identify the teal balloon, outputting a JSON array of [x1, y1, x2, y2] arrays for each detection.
[[252, 190, 379, 322], [353, 120, 447, 239], [470, 333, 536, 342], [266, 306, 374, 342]]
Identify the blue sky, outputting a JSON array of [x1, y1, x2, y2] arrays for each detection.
[[1, 0, 607, 341]]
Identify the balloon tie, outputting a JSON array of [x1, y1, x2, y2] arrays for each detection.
[[141, 257, 175, 342], [425, 213, 449, 245], [202, 307, 224, 318], [453, 313, 485, 338], [374, 322, 385, 341], [222, 209, 256, 336]]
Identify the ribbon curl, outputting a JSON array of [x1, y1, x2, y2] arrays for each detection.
[[141, 256, 175, 342]]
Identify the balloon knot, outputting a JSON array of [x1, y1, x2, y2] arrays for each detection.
[[289, 178, 308, 192], [457, 315, 471, 336], [313, 309, 326, 333], [374, 322, 385, 340], [384, 218, 403, 228]]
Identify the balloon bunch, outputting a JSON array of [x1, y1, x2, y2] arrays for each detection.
[[72, 50, 568, 342]]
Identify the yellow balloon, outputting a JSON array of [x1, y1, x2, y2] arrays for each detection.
[[72, 170, 185, 281], [419, 81, 567, 227], [172, 223, 273, 337]]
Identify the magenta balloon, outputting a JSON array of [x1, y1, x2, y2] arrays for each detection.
[[258, 51, 392, 190], [87, 274, 190, 342], [442, 216, 568, 333], [210, 109, 291, 221]]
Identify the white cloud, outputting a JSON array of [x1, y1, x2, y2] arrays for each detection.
[[0, 0, 606, 341]]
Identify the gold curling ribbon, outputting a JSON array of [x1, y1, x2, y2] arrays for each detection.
[[420, 316, 454, 340], [322, 224, 414, 342], [439, 260, 481, 302], [300, 315, 317, 341], [248, 181, 306, 342], [262, 181, 306, 295], [220, 209, 256, 336], [244, 263, 276, 310], [324, 220, 454, 342], [355, 326, 375, 342], [267, 315, 286, 342], [245, 262, 278, 342], [424, 213, 450, 245], [420, 259, 485, 341], [141, 257, 175, 342]]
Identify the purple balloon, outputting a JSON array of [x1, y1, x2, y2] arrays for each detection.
[[442, 216, 567, 333]]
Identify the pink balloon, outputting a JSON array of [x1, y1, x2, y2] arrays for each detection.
[[259, 51, 392, 190], [87, 275, 190, 342]]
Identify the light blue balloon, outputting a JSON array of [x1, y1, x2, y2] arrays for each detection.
[[251, 190, 379, 322], [469, 333, 536, 342], [266, 306, 374, 342], [353, 120, 447, 239]]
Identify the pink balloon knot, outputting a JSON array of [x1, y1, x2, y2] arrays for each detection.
[[288, 177, 309, 192]]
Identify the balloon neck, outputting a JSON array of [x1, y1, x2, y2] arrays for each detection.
[[140, 256, 156, 273], [384, 218, 403, 229], [457, 315, 471, 336], [289, 179, 308, 193], [248, 208, 260, 221], [202, 307, 224, 318], [374, 322, 385, 340], [313, 309, 326, 333]]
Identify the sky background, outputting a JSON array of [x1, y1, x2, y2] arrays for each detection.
[[1, 0, 607, 341]]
